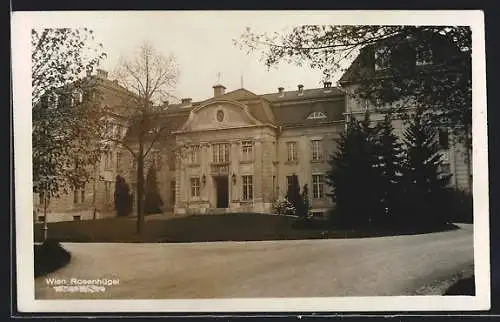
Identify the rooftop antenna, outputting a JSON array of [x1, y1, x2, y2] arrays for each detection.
[[216, 72, 222, 84]]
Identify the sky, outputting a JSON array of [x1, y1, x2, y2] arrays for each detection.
[[89, 12, 339, 101], [16, 10, 482, 102]]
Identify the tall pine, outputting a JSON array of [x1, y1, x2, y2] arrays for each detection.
[[375, 111, 405, 225], [326, 113, 380, 228], [401, 107, 451, 227]]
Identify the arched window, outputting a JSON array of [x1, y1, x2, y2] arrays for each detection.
[[306, 111, 327, 120]]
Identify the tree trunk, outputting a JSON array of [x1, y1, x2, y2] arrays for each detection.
[[42, 192, 48, 242], [136, 140, 145, 235]]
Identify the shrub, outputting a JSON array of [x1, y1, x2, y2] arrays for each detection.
[[34, 239, 71, 277], [144, 166, 164, 214], [271, 198, 296, 216], [439, 188, 473, 223]]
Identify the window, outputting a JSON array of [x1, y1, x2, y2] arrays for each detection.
[[80, 184, 85, 203], [286, 176, 294, 194], [116, 151, 122, 169], [241, 141, 253, 162], [150, 150, 161, 168], [440, 163, 451, 174], [272, 175, 277, 199], [212, 143, 230, 163], [311, 140, 323, 161], [438, 129, 449, 149], [242, 175, 253, 201], [190, 177, 200, 197], [169, 154, 176, 171], [73, 90, 83, 105], [287, 142, 297, 162], [73, 188, 78, 204], [312, 175, 324, 199], [48, 93, 58, 109], [170, 180, 176, 204], [114, 124, 122, 140], [104, 181, 112, 203], [307, 112, 327, 120], [104, 150, 113, 169], [311, 211, 324, 218], [416, 47, 433, 66], [374, 46, 391, 71], [188, 145, 200, 165]]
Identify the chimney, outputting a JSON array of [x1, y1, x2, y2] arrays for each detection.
[[163, 100, 169, 107], [278, 87, 285, 97], [323, 81, 332, 93], [213, 84, 226, 98], [97, 69, 108, 79], [181, 98, 192, 106], [297, 84, 304, 95]]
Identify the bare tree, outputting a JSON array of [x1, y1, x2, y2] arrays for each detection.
[[112, 41, 180, 234]]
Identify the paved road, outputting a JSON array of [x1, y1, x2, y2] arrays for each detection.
[[35, 224, 474, 299]]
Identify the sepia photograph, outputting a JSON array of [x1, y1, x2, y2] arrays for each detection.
[[12, 10, 489, 312]]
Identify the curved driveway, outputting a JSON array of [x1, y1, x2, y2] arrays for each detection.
[[35, 224, 474, 299]]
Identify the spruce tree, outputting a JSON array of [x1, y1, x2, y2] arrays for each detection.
[[401, 107, 452, 228], [114, 175, 132, 217], [375, 111, 405, 226], [144, 166, 164, 214], [326, 116, 378, 228]]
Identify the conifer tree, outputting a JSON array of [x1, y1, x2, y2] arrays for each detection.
[[144, 166, 164, 214], [326, 116, 379, 228], [114, 175, 132, 217], [401, 107, 452, 227], [375, 112, 405, 225], [286, 174, 304, 217]]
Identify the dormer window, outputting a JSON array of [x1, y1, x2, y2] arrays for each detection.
[[416, 47, 433, 66], [70, 90, 83, 106], [47, 93, 58, 109], [307, 111, 327, 120], [374, 46, 391, 71]]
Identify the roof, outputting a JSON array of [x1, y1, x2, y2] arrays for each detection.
[[122, 84, 347, 139], [339, 32, 467, 85]]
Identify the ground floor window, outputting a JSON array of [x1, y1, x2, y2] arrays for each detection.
[[191, 177, 200, 197], [104, 181, 112, 203], [312, 175, 324, 199], [171, 180, 176, 204], [242, 175, 253, 201]]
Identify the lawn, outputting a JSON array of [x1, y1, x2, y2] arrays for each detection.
[[33, 213, 459, 243]]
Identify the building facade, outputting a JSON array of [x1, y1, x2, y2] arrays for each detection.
[[35, 33, 472, 221]]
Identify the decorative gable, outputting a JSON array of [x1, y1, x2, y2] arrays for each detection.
[[179, 100, 263, 132]]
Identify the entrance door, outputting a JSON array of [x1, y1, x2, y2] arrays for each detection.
[[215, 176, 229, 208]]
